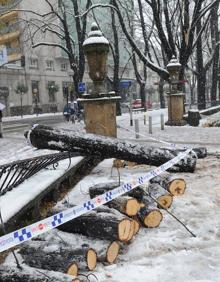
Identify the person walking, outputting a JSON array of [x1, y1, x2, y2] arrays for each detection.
[[63, 102, 73, 122], [0, 110, 3, 138]]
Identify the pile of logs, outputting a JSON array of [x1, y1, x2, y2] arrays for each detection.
[[0, 174, 188, 281], [0, 124, 205, 280]]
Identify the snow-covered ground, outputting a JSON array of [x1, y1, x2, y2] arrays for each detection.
[[0, 109, 220, 281]]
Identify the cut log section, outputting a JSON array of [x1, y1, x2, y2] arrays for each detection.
[[97, 241, 120, 264], [126, 219, 135, 242], [93, 206, 138, 240], [19, 242, 97, 274], [25, 124, 197, 172], [0, 265, 79, 282], [133, 218, 141, 235], [138, 206, 163, 228], [148, 183, 173, 209], [137, 197, 163, 228], [55, 209, 132, 242], [150, 174, 186, 196], [107, 196, 140, 216], [89, 183, 140, 216]]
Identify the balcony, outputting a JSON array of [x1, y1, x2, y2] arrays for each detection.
[[0, 11, 18, 23], [7, 46, 21, 55], [0, 30, 20, 44], [0, 22, 20, 36], [7, 52, 21, 63]]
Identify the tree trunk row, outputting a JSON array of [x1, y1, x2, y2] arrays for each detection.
[[25, 124, 197, 172]]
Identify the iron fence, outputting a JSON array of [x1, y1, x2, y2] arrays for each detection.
[[0, 152, 80, 196]]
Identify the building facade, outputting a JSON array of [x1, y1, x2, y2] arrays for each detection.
[[0, 0, 136, 116]]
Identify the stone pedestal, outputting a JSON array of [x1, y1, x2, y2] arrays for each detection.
[[79, 95, 121, 137], [165, 93, 187, 126]]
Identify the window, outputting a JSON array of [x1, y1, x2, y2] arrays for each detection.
[[62, 81, 69, 100], [62, 81, 74, 101], [29, 58, 38, 69], [31, 80, 40, 103], [61, 62, 67, 71], [46, 60, 54, 70], [48, 81, 57, 103]]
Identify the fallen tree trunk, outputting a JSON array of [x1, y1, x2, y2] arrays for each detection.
[[55, 208, 132, 242], [25, 125, 197, 172], [19, 242, 97, 274], [166, 147, 207, 159], [150, 173, 186, 196], [0, 266, 79, 282]]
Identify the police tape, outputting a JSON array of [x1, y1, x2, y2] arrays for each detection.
[[0, 148, 192, 253]]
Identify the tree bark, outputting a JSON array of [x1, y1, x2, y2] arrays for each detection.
[[159, 78, 166, 108], [137, 199, 163, 228], [55, 208, 132, 242], [89, 182, 145, 202], [150, 173, 186, 196], [19, 242, 97, 274], [0, 266, 79, 282], [25, 125, 197, 172], [96, 241, 120, 264], [196, 17, 206, 110], [106, 196, 140, 216], [147, 183, 173, 209], [166, 147, 207, 159], [89, 181, 171, 210], [210, 2, 220, 106], [89, 184, 140, 216]]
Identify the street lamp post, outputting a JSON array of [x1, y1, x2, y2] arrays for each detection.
[[165, 56, 187, 126]]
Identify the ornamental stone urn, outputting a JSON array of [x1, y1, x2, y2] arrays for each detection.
[[165, 56, 187, 126], [83, 22, 109, 95], [79, 23, 121, 137]]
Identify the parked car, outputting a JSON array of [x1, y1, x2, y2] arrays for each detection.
[[132, 99, 142, 109], [121, 99, 153, 110], [132, 99, 152, 109]]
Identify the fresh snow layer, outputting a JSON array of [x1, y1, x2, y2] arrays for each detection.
[[0, 156, 83, 223], [0, 109, 220, 281]]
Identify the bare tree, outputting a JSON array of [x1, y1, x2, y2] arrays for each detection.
[[210, 1, 220, 106], [112, 0, 219, 80], [19, 0, 91, 97]]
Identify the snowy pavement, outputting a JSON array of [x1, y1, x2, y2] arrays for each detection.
[[0, 109, 220, 281]]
